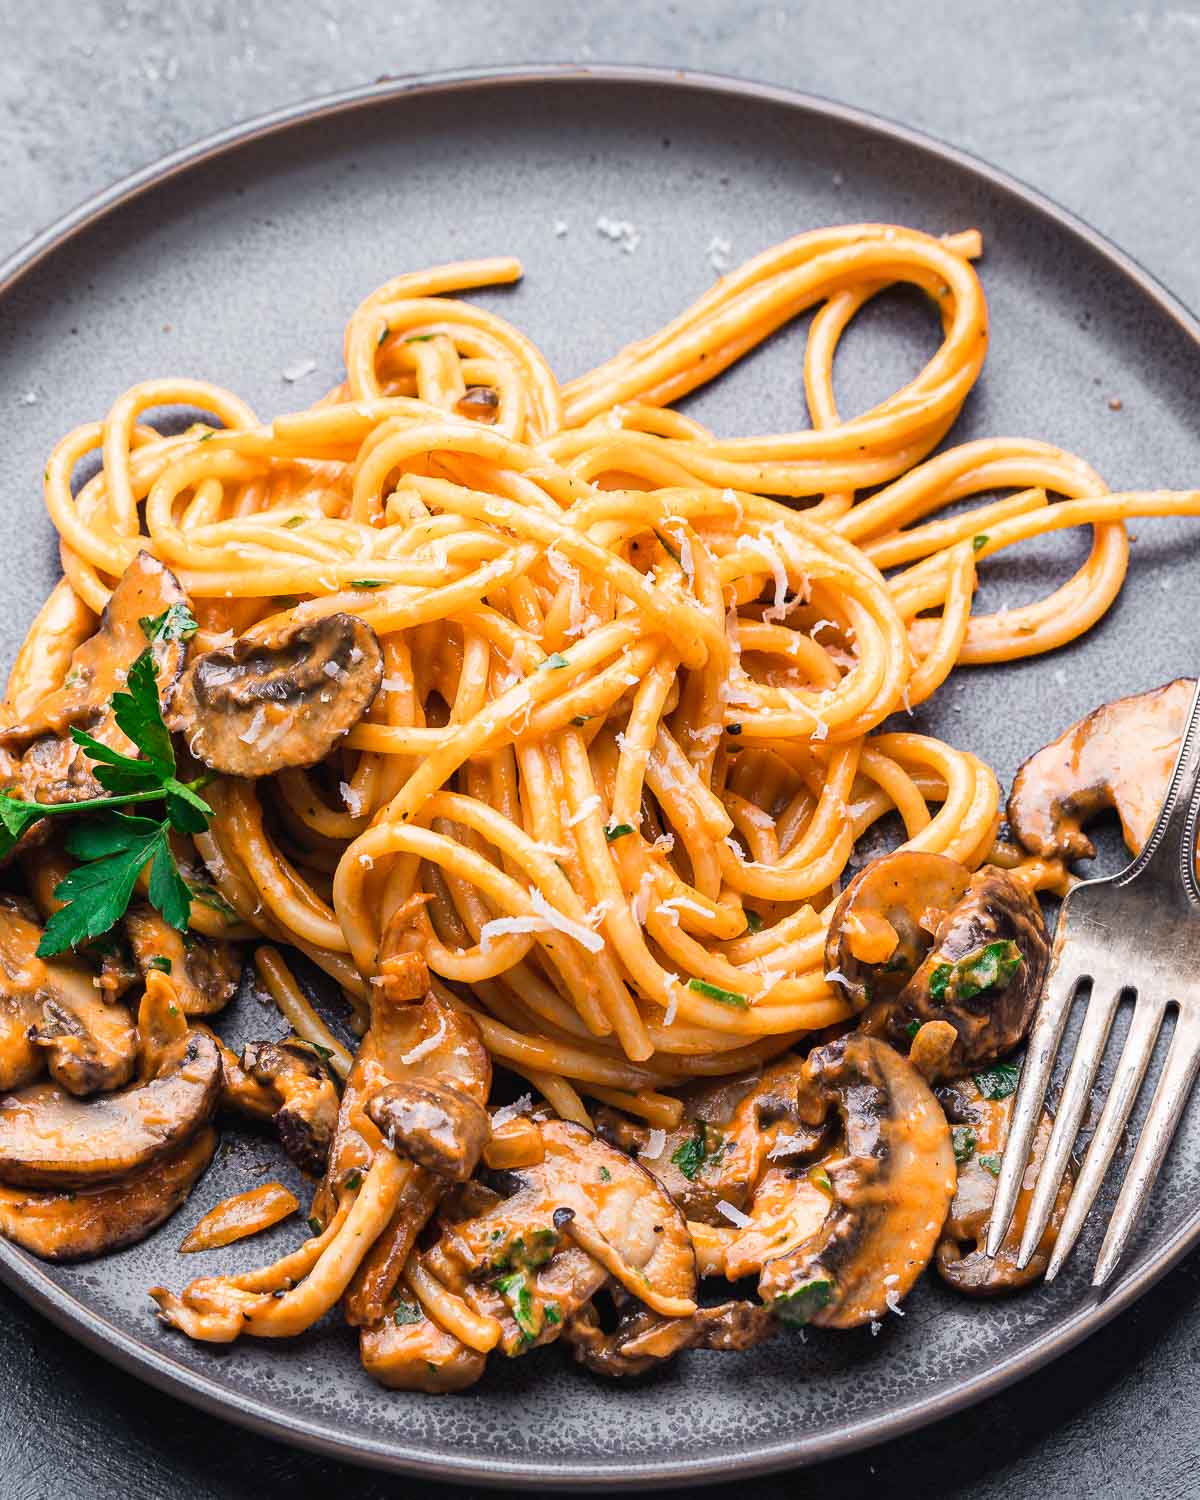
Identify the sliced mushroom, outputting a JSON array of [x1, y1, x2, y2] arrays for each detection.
[[723, 1163, 835, 1283], [366, 1080, 491, 1182], [885, 868, 1049, 1075], [0, 552, 191, 820], [125, 904, 241, 1016], [1008, 679, 1195, 862], [240, 1039, 340, 1175], [167, 612, 383, 777], [0, 1126, 216, 1262], [936, 1074, 1074, 1295], [757, 1034, 956, 1328], [0, 896, 53, 1091], [0, 1029, 221, 1188], [28, 981, 137, 1097], [179, 1180, 299, 1253], [0, 894, 136, 1096], [436, 1117, 696, 1357], [826, 851, 971, 1009], [1, 578, 96, 723], [150, 952, 490, 1353], [614, 1059, 828, 1228], [563, 1295, 779, 1378], [360, 1309, 488, 1393]]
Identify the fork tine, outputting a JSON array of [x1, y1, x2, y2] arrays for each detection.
[[1092, 1005, 1200, 1287], [1016, 980, 1123, 1271], [986, 955, 1081, 1256], [1043, 994, 1167, 1283]]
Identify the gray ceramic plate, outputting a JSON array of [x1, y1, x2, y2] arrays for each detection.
[[1, 65, 1200, 1491]]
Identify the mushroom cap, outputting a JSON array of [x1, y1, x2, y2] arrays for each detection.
[[892, 867, 1049, 1073], [366, 1080, 490, 1182], [168, 612, 383, 777], [936, 1078, 1074, 1296], [0, 1029, 221, 1188], [0, 552, 190, 750], [445, 1118, 696, 1352], [564, 1296, 779, 1378], [758, 1034, 956, 1328], [1008, 678, 1195, 861], [360, 1313, 488, 1393], [0, 1127, 216, 1262], [0, 554, 191, 856], [628, 1058, 828, 1228], [825, 850, 972, 1009], [241, 1039, 340, 1175], [0, 894, 136, 1097], [125, 904, 241, 1017]]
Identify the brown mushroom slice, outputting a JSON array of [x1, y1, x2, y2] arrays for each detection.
[[758, 1034, 956, 1328], [28, 981, 137, 1097], [0, 552, 190, 748], [606, 1060, 827, 1228], [0, 1127, 216, 1262], [152, 954, 490, 1351], [723, 1165, 834, 1282], [0, 553, 191, 819], [180, 1181, 299, 1253], [1008, 678, 1195, 862], [0, 896, 52, 1091], [2, 579, 96, 723], [438, 1118, 696, 1356], [0, 894, 136, 1096], [563, 1296, 779, 1378], [360, 1310, 488, 1393], [936, 1075, 1074, 1295], [826, 851, 972, 1009], [887, 867, 1050, 1075], [167, 612, 383, 777], [366, 1080, 491, 1182], [125, 904, 241, 1017], [240, 1039, 340, 1175], [0, 1029, 221, 1189]]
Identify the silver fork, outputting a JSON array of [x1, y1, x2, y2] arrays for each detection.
[[986, 676, 1200, 1287]]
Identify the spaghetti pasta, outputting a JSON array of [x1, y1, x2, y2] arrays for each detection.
[[19, 220, 1200, 1127]]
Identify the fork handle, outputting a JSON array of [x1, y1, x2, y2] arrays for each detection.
[[1119, 675, 1200, 903]]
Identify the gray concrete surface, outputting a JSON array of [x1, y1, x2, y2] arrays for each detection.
[[2, 1, 1200, 1496]]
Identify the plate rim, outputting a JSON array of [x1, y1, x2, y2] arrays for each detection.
[[2, 61, 1199, 1490]]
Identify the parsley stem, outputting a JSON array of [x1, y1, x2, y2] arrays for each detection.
[[8, 777, 212, 822]]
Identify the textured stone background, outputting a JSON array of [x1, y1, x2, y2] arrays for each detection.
[[3, 2, 1200, 1496]]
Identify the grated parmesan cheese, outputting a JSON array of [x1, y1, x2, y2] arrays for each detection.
[[238, 705, 267, 744], [596, 215, 641, 254], [743, 535, 790, 622], [640, 1129, 666, 1160], [707, 235, 733, 272], [824, 968, 849, 985], [766, 1132, 812, 1160], [565, 795, 601, 827], [401, 1012, 448, 1065], [716, 1199, 753, 1229], [491, 1093, 534, 1127], [884, 1289, 905, 1317], [479, 889, 605, 955], [281, 357, 317, 383]]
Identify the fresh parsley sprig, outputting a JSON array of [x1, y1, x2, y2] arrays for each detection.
[[0, 650, 215, 957]]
